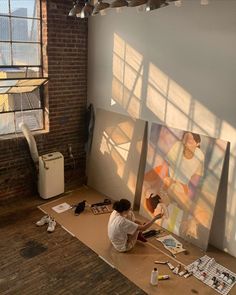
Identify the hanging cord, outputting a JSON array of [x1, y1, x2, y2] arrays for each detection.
[[65, 153, 76, 184]]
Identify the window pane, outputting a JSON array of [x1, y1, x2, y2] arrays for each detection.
[[0, 66, 41, 78], [0, 42, 11, 65], [0, 109, 43, 135], [15, 109, 43, 132], [0, 17, 10, 41], [7, 89, 41, 111], [12, 17, 40, 42], [0, 94, 10, 111], [0, 0, 10, 15], [12, 43, 40, 65], [11, 0, 39, 18], [0, 112, 15, 134], [24, 67, 41, 77]]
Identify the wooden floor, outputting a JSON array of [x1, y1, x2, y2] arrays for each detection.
[[0, 195, 146, 295]]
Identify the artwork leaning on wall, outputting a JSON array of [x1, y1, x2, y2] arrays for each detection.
[[139, 123, 228, 250]]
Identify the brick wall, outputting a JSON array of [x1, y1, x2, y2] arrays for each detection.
[[0, 0, 88, 200]]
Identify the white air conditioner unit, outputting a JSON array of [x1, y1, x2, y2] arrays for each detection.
[[38, 152, 64, 199]]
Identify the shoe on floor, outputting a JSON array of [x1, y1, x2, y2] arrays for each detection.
[[36, 215, 51, 226], [137, 232, 147, 243], [47, 218, 56, 233], [75, 200, 86, 215]]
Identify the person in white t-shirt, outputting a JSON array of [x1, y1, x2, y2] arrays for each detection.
[[162, 131, 204, 199], [108, 199, 163, 252]]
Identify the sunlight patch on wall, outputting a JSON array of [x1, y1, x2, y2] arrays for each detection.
[[145, 63, 225, 139], [168, 79, 191, 116], [112, 33, 143, 118], [123, 88, 141, 118], [192, 100, 219, 137], [113, 34, 125, 59], [146, 84, 167, 122], [148, 63, 169, 96], [113, 55, 124, 82], [166, 102, 190, 131], [146, 63, 168, 122], [166, 81, 192, 130]]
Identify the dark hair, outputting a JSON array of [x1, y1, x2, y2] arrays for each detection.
[[113, 199, 131, 213], [183, 131, 201, 148], [146, 193, 161, 214]]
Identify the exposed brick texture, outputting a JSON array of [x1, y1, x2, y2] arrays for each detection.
[[0, 0, 88, 200]]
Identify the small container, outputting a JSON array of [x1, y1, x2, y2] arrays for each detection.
[[150, 268, 158, 286]]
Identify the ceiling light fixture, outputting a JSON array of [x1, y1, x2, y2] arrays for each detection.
[[80, 0, 94, 18], [69, 0, 186, 17], [69, 0, 86, 17], [146, 0, 169, 12], [110, 0, 128, 8], [69, 1, 79, 16], [92, 0, 110, 15], [128, 0, 148, 8]]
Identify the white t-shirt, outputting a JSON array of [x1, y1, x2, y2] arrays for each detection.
[[108, 210, 138, 252], [166, 141, 204, 185]]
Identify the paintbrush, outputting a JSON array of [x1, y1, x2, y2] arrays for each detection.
[[154, 260, 168, 264]]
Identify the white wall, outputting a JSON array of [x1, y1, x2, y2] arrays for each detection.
[[88, 0, 236, 257]]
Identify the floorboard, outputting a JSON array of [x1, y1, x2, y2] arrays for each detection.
[[0, 196, 146, 295]]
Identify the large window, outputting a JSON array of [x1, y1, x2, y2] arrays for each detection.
[[0, 0, 45, 135]]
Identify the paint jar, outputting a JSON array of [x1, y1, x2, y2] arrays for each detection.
[[150, 268, 158, 286]]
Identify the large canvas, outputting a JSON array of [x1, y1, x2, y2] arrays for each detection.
[[87, 108, 145, 206], [140, 123, 227, 250]]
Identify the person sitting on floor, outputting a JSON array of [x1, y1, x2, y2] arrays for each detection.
[[108, 199, 163, 252]]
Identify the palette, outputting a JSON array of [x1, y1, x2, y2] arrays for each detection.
[[156, 234, 186, 255]]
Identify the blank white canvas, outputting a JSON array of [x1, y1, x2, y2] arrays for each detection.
[[87, 108, 146, 205]]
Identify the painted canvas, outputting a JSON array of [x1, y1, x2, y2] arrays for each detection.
[[140, 123, 228, 250]]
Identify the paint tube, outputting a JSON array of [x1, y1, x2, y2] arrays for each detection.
[[158, 275, 170, 280], [184, 272, 192, 278], [167, 262, 175, 270], [178, 270, 188, 277], [173, 264, 181, 275], [154, 261, 168, 265]]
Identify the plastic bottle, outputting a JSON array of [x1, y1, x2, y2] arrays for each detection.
[[150, 267, 158, 286]]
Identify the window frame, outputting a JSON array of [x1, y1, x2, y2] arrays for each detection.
[[0, 0, 45, 136]]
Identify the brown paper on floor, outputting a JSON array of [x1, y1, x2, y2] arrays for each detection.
[[38, 186, 235, 295]]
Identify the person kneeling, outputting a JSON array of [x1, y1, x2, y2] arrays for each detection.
[[108, 199, 163, 252]]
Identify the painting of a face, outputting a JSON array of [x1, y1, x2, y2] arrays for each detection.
[[183, 132, 199, 152]]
